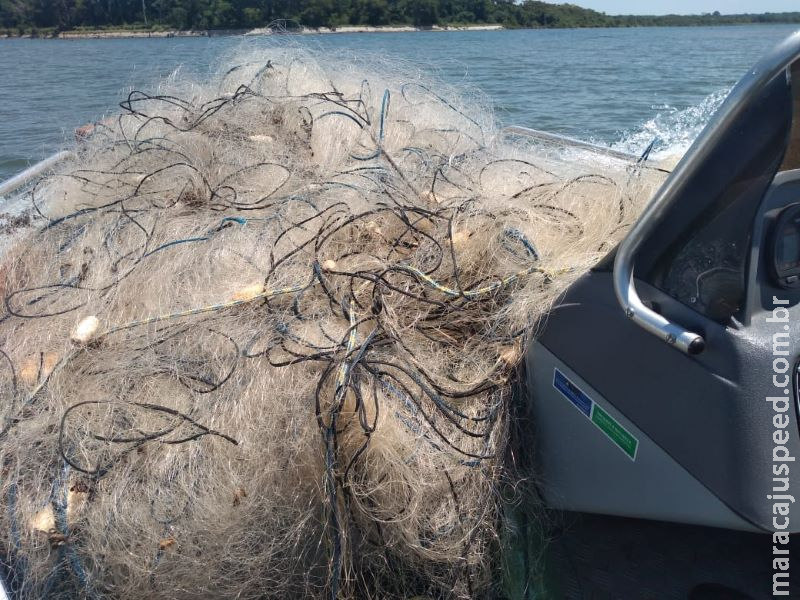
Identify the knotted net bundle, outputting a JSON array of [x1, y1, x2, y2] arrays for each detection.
[[0, 49, 665, 599]]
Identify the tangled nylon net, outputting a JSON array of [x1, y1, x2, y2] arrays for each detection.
[[0, 49, 665, 599]]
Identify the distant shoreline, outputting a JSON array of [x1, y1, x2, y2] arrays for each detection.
[[0, 24, 505, 40]]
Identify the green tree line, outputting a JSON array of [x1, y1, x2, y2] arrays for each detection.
[[1, 0, 800, 34]]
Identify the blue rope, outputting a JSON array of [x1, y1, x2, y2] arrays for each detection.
[[381, 380, 480, 465], [351, 89, 391, 162], [143, 216, 250, 258], [378, 89, 390, 147], [143, 236, 208, 257], [503, 228, 539, 261], [219, 216, 247, 227], [637, 138, 657, 164]]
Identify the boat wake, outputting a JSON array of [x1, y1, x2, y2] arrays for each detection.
[[611, 88, 730, 163]]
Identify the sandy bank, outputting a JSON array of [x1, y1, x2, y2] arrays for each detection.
[[57, 30, 209, 39], [295, 24, 504, 34]]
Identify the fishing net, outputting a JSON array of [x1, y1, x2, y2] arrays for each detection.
[[0, 48, 666, 599]]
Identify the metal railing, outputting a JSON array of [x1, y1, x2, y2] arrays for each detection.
[[502, 126, 640, 162], [613, 30, 800, 355], [0, 151, 74, 199]]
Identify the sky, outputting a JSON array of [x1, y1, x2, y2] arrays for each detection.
[[571, 1, 798, 15]]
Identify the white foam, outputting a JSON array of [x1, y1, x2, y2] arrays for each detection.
[[610, 89, 730, 162]]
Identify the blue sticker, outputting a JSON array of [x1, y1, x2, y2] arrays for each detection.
[[552, 367, 639, 461], [553, 368, 592, 417]]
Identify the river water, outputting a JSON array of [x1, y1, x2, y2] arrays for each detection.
[[0, 24, 798, 180]]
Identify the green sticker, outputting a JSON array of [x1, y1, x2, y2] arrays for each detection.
[[591, 404, 638, 461]]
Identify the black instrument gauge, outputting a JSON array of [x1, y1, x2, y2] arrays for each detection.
[[770, 203, 800, 289]]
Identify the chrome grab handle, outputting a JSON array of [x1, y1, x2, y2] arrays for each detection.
[[0, 151, 74, 199], [613, 30, 800, 355], [613, 243, 706, 355]]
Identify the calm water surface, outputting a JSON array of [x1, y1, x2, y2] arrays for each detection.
[[0, 25, 798, 179]]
